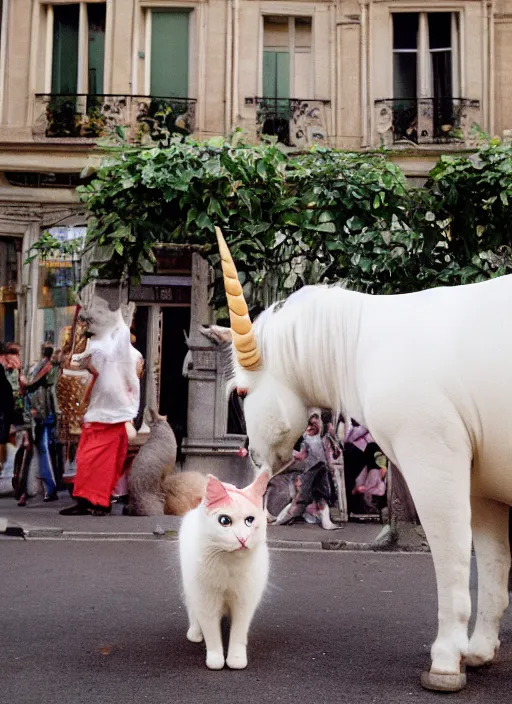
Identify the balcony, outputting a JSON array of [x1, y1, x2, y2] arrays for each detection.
[[374, 98, 480, 147], [32, 94, 197, 142], [247, 97, 331, 149]]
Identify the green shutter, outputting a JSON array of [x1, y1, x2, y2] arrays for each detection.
[[263, 50, 289, 100], [276, 52, 290, 100], [151, 11, 189, 97], [263, 51, 277, 98], [52, 4, 79, 94], [88, 4, 106, 95]]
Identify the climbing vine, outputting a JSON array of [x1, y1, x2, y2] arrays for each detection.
[[28, 134, 512, 318]]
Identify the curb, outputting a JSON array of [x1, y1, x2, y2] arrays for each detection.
[[9, 527, 431, 552], [1, 519, 431, 552], [268, 539, 323, 551], [20, 527, 179, 541], [321, 539, 430, 553]]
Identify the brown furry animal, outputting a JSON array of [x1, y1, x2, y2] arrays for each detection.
[[127, 408, 206, 516], [162, 471, 207, 516]]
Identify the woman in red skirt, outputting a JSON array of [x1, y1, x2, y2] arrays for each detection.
[[60, 303, 143, 517]]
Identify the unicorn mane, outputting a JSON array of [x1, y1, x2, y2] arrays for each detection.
[[228, 285, 365, 424]]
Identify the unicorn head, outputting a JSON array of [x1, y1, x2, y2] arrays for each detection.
[[214, 228, 309, 475]]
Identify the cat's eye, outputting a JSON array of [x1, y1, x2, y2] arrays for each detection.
[[245, 516, 255, 526], [218, 515, 232, 527]]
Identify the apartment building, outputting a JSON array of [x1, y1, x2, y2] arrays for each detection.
[[0, 0, 510, 482]]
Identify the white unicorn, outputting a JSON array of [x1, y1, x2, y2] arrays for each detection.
[[213, 226, 512, 693]]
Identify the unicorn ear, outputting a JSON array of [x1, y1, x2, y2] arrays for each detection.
[[204, 474, 231, 511], [243, 470, 270, 507]]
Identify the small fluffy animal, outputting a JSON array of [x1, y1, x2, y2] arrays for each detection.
[[127, 408, 177, 515], [127, 409, 206, 516], [179, 472, 270, 670], [162, 471, 207, 516]]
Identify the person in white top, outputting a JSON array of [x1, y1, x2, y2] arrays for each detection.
[[60, 297, 143, 516]]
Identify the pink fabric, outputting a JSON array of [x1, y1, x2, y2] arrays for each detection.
[[354, 467, 386, 497], [345, 425, 374, 452]]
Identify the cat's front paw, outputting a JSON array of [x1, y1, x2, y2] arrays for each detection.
[[206, 651, 225, 670], [187, 625, 203, 643], [227, 650, 247, 670]]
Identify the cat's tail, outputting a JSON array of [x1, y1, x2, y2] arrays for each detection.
[[163, 472, 207, 516]]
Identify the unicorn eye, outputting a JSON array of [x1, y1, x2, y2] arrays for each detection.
[[245, 516, 255, 526], [218, 515, 232, 527]]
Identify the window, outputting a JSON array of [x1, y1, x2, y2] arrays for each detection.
[[393, 12, 459, 100], [260, 16, 313, 143], [36, 227, 85, 348], [51, 2, 106, 95], [263, 16, 312, 101], [392, 12, 461, 141], [149, 10, 190, 98]]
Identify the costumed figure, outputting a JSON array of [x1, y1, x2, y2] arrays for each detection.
[[60, 296, 143, 516], [265, 411, 339, 530]]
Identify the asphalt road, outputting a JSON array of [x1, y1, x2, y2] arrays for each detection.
[[0, 540, 511, 704]]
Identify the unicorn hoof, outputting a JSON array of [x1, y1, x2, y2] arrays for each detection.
[[420, 671, 467, 692]]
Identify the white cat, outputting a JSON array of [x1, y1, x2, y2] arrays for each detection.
[[179, 471, 270, 670]]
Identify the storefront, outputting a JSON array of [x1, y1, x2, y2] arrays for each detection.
[[0, 237, 20, 343], [34, 226, 85, 357]]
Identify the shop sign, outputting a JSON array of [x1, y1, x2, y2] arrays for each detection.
[[129, 275, 192, 304], [0, 285, 16, 303]]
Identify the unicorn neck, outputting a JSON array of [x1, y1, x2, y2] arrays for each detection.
[[258, 286, 364, 419]]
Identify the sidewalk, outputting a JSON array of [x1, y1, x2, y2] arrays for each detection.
[[0, 493, 427, 550]]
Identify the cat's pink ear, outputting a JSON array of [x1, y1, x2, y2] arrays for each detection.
[[243, 470, 270, 507], [204, 474, 231, 511]]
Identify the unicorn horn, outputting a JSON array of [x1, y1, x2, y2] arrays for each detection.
[[215, 227, 261, 370]]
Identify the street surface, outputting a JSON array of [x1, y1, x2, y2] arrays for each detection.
[[0, 540, 511, 704]]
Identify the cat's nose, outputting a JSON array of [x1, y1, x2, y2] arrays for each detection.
[[236, 536, 247, 548]]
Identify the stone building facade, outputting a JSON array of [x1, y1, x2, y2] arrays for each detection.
[[1, 0, 512, 485]]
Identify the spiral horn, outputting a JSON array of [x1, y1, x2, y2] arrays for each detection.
[[215, 227, 261, 370]]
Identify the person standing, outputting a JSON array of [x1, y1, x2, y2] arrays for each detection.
[[0, 342, 27, 427], [286, 412, 338, 529], [25, 346, 59, 502], [0, 343, 15, 468], [0, 342, 34, 506]]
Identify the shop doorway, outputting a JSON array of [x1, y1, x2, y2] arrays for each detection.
[[131, 306, 149, 430], [159, 306, 190, 455], [0, 237, 19, 342]]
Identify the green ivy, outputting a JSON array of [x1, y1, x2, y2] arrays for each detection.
[[28, 134, 512, 317]]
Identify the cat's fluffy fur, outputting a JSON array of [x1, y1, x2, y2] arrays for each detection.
[[179, 472, 270, 670], [127, 409, 205, 516]]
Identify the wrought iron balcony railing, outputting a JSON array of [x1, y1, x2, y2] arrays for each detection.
[[33, 94, 197, 141], [247, 97, 331, 148], [374, 98, 480, 146]]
